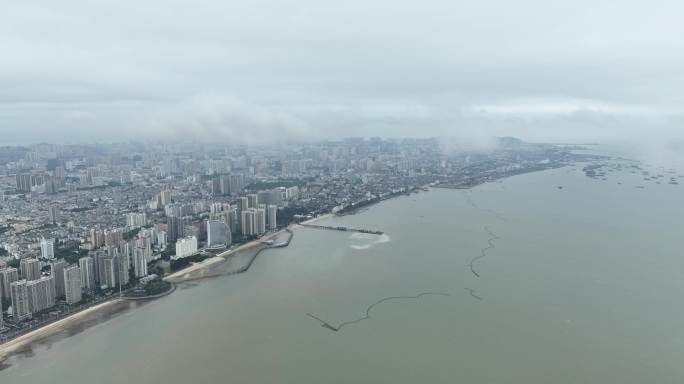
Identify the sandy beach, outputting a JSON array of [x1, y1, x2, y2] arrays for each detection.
[[299, 213, 334, 225], [165, 226, 289, 281], [0, 299, 123, 359], [0, 212, 336, 358], [165, 213, 334, 281]]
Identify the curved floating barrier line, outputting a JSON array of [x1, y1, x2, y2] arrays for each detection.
[[464, 287, 483, 301], [468, 225, 500, 278], [465, 192, 508, 222], [307, 291, 451, 332]]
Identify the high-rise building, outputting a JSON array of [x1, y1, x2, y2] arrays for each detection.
[[90, 228, 105, 248], [267, 205, 278, 230], [219, 174, 231, 195], [210, 177, 221, 195], [157, 231, 167, 249], [159, 190, 172, 206], [241, 209, 255, 237], [64, 265, 82, 305], [10, 280, 31, 321], [0, 267, 19, 300], [198, 219, 208, 242], [26, 276, 56, 313], [210, 202, 224, 214], [20, 258, 42, 281], [15, 173, 32, 192], [237, 196, 249, 212], [229, 174, 244, 196], [247, 194, 259, 209], [255, 208, 266, 235], [207, 220, 231, 247], [100, 256, 119, 288], [92, 250, 106, 286], [167, 216, 185, 242], [104, 228, 124, 247], [40, 238, 55, 259], [125, 212, 147, 227], [119, 250, 130, 287], [133, 247, 148, 278], [285, 186, 300, 200], [48, 205, 59, 225], [44, 176, 57, 194], [175, 236, 198, 259], [228, 207, 239, 234], [79, 256, 95, 291], [50, 260, 66, 298]]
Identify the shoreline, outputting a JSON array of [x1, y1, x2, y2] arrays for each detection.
[[0, 174, 528, 358], [0, 166, 570, 363], [0, 213, 338, 358], [0, 299, 123, 359], [165, 213, 335, 281], [165, 225, 293, 281]]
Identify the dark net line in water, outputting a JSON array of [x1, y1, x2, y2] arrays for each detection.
[[464, 192, 508, 222], [306, 292, 451, 332], [468, 225, 500, 278], [464, 288, 483, 300]]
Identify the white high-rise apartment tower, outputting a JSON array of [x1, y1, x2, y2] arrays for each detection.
[[10, 280, 31, 321], [64, 265, 82, 305], [41, 238, 55, 259], [79, 256, 96, 291]]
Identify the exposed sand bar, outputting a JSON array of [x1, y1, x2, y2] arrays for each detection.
[[0, 299, 123, 358]]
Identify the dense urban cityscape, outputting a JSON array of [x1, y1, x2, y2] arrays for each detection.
[[0, 137, 593, 343]]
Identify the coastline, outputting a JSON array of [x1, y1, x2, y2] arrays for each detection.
[[165, 225, 292, 281], [165, 213, 335, 281], [298, 213, 334, 225], [0, 299, 123, 359], [0, 165, 576, 364], [0, 213, 338, 358]]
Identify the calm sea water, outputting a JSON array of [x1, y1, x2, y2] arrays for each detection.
[[2, 159, 684, 383]]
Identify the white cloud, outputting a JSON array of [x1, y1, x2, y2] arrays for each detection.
[[1, 0, 683, 143]]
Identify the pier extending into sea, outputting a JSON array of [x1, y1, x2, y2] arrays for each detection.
[[300, 224, 384, 235]]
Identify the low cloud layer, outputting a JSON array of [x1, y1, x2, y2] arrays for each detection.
[[1, 0, 683, 144]]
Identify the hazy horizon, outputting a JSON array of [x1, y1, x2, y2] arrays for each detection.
[[2, 1, 683, 145]]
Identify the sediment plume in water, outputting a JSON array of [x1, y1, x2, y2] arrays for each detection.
[[307, 292, 451, 332]]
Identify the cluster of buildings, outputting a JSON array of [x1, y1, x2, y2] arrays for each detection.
[[0, 258, 83, 327], [0, 137, 587, 331]]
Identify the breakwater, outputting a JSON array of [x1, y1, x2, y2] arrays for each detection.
[[226, 228, 294, 275], [300, 224, 384, 235]]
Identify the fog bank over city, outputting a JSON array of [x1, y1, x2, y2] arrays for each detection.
[[1, 0, 683, 146]]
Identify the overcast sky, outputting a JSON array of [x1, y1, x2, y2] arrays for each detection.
[[1, 0, 683, 144]]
